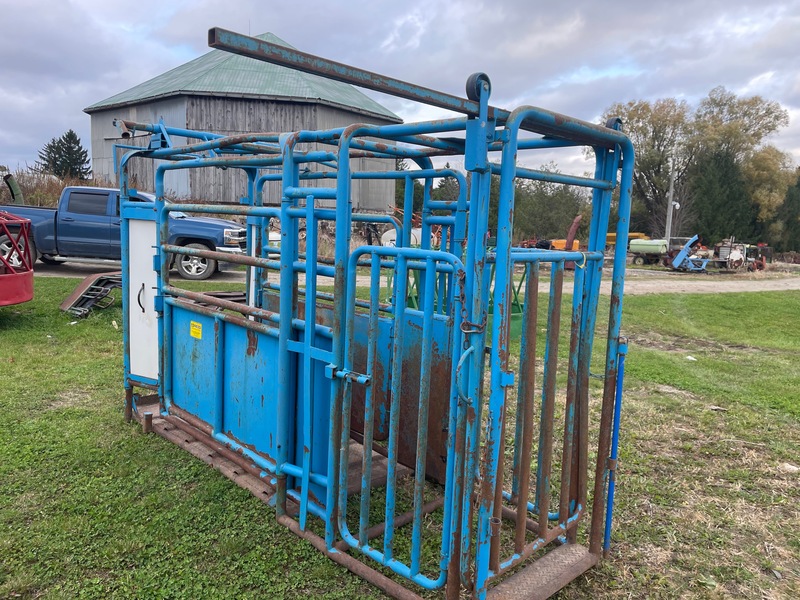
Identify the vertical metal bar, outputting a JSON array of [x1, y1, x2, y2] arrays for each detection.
[[402, 176, 414, 248], [476, 92, 514, 594], [536, 261, 564, 538], [155, 170, 172, 414], [299, 195, 318, 531], [575, 147, 619, 520], [418, 178, 433, 302], [489, 401, 506, 574], [445, 267, 467, 600], [242, 169, 256, 308], [253, 173, 267, 308], [326, 131, 354, 548], [559, 264, 584, 537], [124, 387, 133, 422], [459, 157, 494, 584], [604, 339, 627, 554], [277, 135, 300, 522], [514, 263, 539, 553], [358, 253, 382, 547], [436, 227, 448, 314], [336, 245, 361, 546], [383, 254, 408, 561], [410, 258, 437, 576], [119, 163, 135, 420], [510, 265, 528, 498], [590, 135, 635, 555], [213, 314, 225, 435], [460, 169, 493, 588]]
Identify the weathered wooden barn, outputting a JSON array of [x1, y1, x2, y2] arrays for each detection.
[[84, 33, 401, 212]]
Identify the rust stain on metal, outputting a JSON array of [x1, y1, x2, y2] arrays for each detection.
[[246, 329, 258, 356]]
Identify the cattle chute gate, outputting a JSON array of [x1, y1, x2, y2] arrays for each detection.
[[120, 27, 634, 600]]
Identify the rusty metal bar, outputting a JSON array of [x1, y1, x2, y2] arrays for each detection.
[[410, 258, 437, 576], [559, 265, 585, 536], [500, 503, 537, 533], [163, 414, 276, 482], [514, 263, 539, 553], [169, 404, 214, 436], [208, 27, 489, 119], [536, 262, 564, 539], [358, 254, 382, 547], [337, 497, 446, 552], [124, 388, 133, 423], [589, 361, 620, 554], [490, 404, 506, 573], [208, 27, 624, 148], [277, 515, 426, 600], [162, 242, 280, 271], [163, 284, 271, 318]]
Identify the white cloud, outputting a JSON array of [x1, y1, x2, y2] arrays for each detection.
[[381, 10, 429, 52], [1, 0, 799, 171]]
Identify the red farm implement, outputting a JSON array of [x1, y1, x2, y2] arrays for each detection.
[[0, 211, 34, 306]]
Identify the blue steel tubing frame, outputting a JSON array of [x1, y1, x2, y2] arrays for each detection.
[[276, 132, 301, 523], [150, 158, 273, 417], [454, 77, 497, 588], [504, 251, 603, 528], [337, 246, 466, 590], [573, 139, 622, 534], [326, 122, 470, 550], [469, 104, 634, 596], [121, 31, 638, 597], [120, 116, 476, 534], [118, 149, 160, 415], [589, 127, 635, 556], [298, 193, 318, 531]]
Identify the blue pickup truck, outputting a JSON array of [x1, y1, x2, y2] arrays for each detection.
[[0, 186, 246, 279]]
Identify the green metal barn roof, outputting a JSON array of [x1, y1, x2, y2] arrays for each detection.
[[84, 33, 401, 122]]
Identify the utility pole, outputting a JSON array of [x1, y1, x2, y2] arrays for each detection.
[[664, 155, 677, 241]]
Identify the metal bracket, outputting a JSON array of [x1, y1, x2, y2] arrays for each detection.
[[334, 369, 371, 386]]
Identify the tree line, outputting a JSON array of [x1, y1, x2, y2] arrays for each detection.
[[602, 86, 798, 251], [398, 87, 798, 251]]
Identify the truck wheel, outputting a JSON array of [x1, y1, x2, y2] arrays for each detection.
[[175, 243, 216, 280], [0, 233, 35, 270], [632, 255, 645, 266]]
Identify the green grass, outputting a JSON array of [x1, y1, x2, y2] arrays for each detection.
[[1, 278, 799, 599], [0, 279, 380, 600]]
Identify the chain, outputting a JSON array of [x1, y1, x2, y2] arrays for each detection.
[[456, 268, 486, 349]]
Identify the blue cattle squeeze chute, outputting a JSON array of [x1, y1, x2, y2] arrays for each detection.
[[119, 27, 634, 600]]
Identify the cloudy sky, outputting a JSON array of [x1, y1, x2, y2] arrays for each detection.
[[1, 0, 799, 174]]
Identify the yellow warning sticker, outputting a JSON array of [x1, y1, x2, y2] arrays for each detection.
[[190, 321, 202, 339]]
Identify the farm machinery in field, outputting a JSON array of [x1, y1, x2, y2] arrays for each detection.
[[669, 235, 768, 272]]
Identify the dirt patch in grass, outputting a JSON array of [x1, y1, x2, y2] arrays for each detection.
[[45, 390, 93, 411], [629, 332, 759, 355]]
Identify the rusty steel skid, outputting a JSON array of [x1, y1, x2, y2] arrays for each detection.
[[119, 27, 635, 600]]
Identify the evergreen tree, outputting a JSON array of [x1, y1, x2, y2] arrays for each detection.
[[394, 157, 424, 213], [689, 149, 757, 243], [36, 129, 91, 179], [771, 172, 800, 252], [432, 162, 460, 203]]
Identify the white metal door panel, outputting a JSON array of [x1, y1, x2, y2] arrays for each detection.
[[128, 219, 159, 380]]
